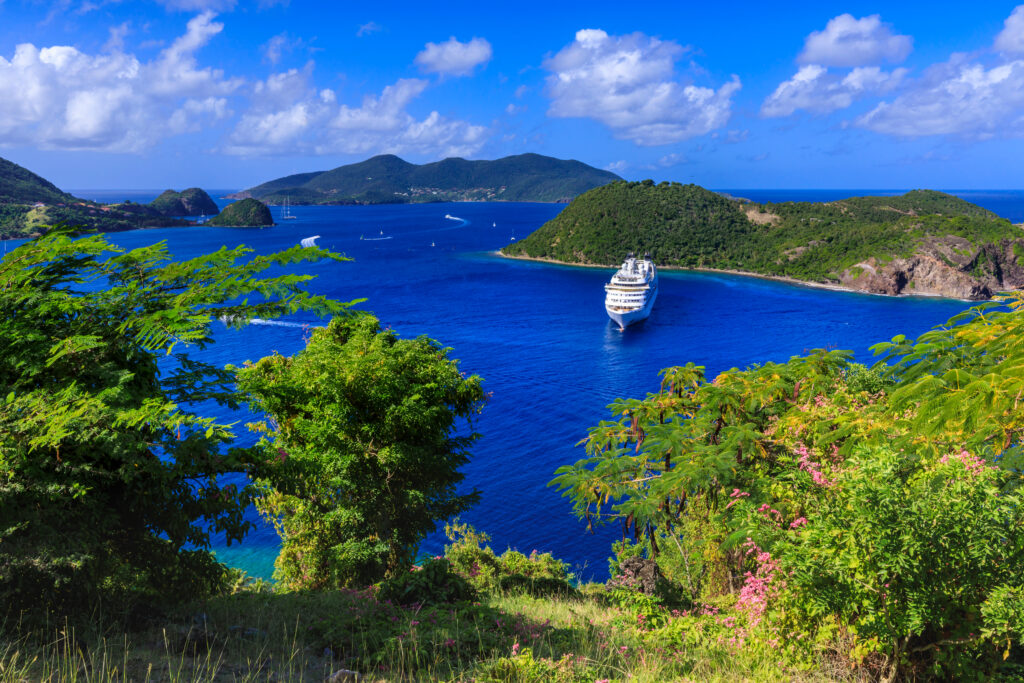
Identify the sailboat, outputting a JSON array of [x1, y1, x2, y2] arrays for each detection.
[[493, 221, 496, 227], [281, 196, 297, 220]]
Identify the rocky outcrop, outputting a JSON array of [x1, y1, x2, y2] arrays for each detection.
[[838, 236, 1024, 300], [149, 188, 219, 217]]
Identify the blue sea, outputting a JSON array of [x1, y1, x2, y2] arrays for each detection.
[[43, 188, 1021, 582]]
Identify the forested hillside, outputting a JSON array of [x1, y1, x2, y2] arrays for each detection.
[[232, 153, 622, 205], [504, 180, 1024, 299]]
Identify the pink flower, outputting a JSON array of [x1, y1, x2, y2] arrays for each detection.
[[790, 517, 808, 529], [511, 642, 520, 656]]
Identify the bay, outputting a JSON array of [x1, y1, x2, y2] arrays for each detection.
[[59, 192, 990, 581]]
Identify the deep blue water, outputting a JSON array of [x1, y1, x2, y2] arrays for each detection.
[[40, 190, 1014, 582]]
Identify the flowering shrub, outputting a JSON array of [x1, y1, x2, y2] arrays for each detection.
[[777, 447, 1024, 680]]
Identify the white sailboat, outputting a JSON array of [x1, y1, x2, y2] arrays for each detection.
[[281, 196, 297, 220], [300, 235, 320, 248]]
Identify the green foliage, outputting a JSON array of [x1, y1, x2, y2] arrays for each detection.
[[207, 198, 274, 226], [553, 291, 1024, 679], [237, 315, 486, 590], [149, 188, 219, 217], [841, 362, 896, 394], [505, 181, 1023, 288], [780, 448, 1024, 678], [240, 153, 621, 205], [0, 229, 351, 620], [377, 557, 476, 606], [444, 522, 576, 598]]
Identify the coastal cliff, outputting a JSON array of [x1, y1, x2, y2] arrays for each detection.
[[502, 180, 1024, 300]]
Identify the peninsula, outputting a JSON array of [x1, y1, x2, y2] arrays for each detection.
[[229, 153, 621, 205], [502, 180, 1024, 300]]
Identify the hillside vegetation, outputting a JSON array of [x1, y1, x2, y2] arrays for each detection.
[[232, 153, 621, 205], [5, 230, 1024, 680], [207, 198, 274, 226], [0, 156, 191, 237], [503, 180, 1024, 299]]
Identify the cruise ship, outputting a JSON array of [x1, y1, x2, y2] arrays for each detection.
[[604, 253, 658, 328]]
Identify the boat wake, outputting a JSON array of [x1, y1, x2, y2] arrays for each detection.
[[361, 236, 393, 241], [250, 318, 310, 329], [219, 314, 310, 329]]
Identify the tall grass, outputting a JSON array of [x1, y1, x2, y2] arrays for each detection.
[[1, 587, 865, 682]]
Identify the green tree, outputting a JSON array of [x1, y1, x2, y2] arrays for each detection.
[[0, 229, 349, 619], [237, 315, 486, 590]]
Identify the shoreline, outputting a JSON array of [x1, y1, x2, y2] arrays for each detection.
[[494, 251, 973, 301]]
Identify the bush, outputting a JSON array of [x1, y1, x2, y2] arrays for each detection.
[[377, 557, 476, 606], [238, 316, 486, 589], [444, 522, 575, 597], [779, 447, 1024, 680]]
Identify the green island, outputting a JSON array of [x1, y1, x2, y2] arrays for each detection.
[[206, 197, 275, 227], [231, 152, 622, 205], [4, 229, 1024, 682], [502, 180, 1024, 300], [149, 187, 220, 217]]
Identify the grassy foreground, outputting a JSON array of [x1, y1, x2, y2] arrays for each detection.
[[0, 582, 864, 682]]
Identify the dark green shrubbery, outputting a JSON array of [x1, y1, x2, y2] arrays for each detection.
[[377, 558, 476, 606], [444, 522, 576, 598]]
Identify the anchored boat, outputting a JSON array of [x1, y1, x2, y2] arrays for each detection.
[[604, 253, 658, 329]]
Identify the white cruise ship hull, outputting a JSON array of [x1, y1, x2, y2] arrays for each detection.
[[606, 288, 658, 328]]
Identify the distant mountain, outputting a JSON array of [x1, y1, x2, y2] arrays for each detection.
[[0, 155, 191, 238], [149, 188, 219, 217], [503, 180, 1024, 300], [230, 153, 622, 205], [207, 198, 274, 227]]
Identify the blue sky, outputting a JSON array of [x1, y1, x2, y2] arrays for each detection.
[[1, 0, 1023, 189]]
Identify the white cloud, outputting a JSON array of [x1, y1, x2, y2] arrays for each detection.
[[414, 37, 492, 77], [543, 29, 740, 146], [157, 0, 236, 10], [605, 160, 628, 173], [226, 70, 488, 157], [856, 56, 1024, 137], [514, 84, 528, 98], [995, 5, 1024, 53], [799, 14, 912, 67], [656, 153, 686, 167], [0, 11, 240, 151], [357, 21, 382, 37], [762, 64, 907, 117], [851, 6, 1024, 138]]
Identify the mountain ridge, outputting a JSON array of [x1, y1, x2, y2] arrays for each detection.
[[230, 153, 621, 205]]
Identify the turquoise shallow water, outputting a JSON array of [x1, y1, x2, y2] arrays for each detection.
[[59, 191, 1001, 581]]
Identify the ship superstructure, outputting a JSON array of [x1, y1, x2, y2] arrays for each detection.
[[604, 253, 658, 328]]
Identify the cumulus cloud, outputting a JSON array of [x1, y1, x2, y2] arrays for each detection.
[[543, 29, 740, 146], [226, 69, 488, 157], [856, 56, 1024, 137], [762, 64, 907, 117], [995, 5, 1024, 53], [0, 11, 239, 151], [799, 14, 912, 67], [414, 37, 492, 77], [851, 6, 1024, 138]]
